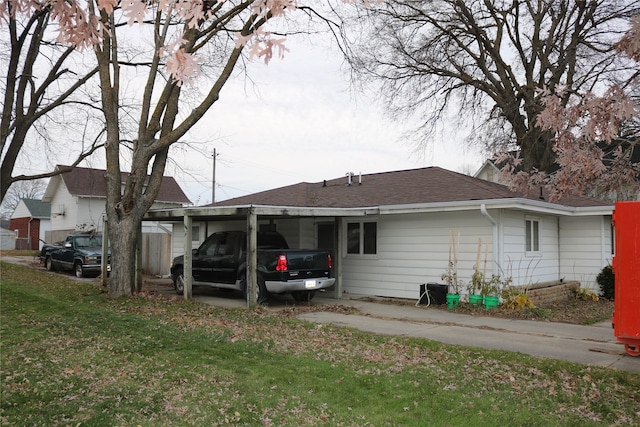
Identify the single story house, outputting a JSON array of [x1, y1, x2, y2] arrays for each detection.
[[42, 165, 191, 275], [146, 167, 613, 300], [9, 198, 51, 250]]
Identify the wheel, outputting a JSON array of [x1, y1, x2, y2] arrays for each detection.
[[173, 267, 185, 295], [45, 256, 54, 272], [292, 291, 316, 302], [242, 275, 268, 305], [625, 343, 640, 357], [74, 262, 85, 278]]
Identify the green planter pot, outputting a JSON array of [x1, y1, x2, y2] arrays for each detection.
[[446, 293, 461, 310], [484, 295, 499, 310], [469, 294, 483, 305]]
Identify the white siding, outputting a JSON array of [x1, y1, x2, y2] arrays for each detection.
[[10, 200, 31, 219], [49, 186, 78, 232], [559, 216, 612, 291], [77, 197, 107, 231], [501, 210, 559, 285], [341, 211, 495, 300]]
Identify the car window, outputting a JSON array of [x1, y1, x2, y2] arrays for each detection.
[[199, 233, 222, 256], [215, 233, 235, 257]]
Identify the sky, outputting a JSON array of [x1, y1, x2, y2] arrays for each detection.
[[7, 32, 485, 208], [168, 39, 485, 205]]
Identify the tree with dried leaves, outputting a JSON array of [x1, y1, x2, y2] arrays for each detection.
[[345, 0, 639, 175], [501, 14, 640, 201], [2, 0, 342, 296]]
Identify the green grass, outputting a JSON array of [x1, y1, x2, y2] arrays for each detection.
[[1, 261, 639, 426]]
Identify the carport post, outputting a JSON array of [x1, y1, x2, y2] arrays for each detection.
[[334, 217, 343, 299], [183, 214, 193, 300], [246, 209, 257, 308]]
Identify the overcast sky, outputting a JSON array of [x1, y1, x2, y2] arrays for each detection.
[[8, 35, 485, 207], [168, 39, 485, 205]]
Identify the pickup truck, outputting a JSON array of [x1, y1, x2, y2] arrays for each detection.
[[170, 230, 335, 303], [40, 234, 108, 278]]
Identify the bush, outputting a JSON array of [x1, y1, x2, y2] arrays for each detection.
[[596, 265, 615, 300]]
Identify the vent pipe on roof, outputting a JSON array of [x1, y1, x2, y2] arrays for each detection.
[[359, 172, 362, 185], [346, 172, 354, 186]]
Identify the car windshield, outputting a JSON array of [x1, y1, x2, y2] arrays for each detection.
[[75, 236, 102, 248]]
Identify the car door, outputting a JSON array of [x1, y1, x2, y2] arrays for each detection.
[[192, 233, 221, 282], [213, 232, 239, 284]]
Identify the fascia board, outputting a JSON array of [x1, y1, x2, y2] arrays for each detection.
[[378, 198, 613, 216]]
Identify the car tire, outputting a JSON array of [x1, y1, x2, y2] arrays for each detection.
[[242, 275, 268, 305], [45, 256, 54, 272], [173, 267, 185, 295], [74, 262, 84, 278], [292, 291, 316, 302]]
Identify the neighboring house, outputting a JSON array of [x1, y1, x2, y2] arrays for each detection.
[[9, 199, 51, 250], [475, 156, 640, 201], [153, 167, 613, 298], [42, 166, 191, 275], [474, 159, 502, 184], [0, 219, 16, 250]]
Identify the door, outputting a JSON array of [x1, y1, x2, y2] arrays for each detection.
[[212, 232, 239, 284], [317, 223, 335, 252], [192, 232, 221, 282]]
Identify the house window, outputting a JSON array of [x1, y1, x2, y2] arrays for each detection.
[[525, 218, 540, 253], [347, 221, 377, 255], [192, 225, 200, 242]]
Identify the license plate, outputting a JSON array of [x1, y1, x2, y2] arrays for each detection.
[[304, 280, 317, 289]]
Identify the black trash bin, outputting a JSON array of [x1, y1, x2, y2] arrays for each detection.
[[418, 283, 448, 305]]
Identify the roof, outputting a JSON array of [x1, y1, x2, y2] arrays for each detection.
[[21, 199, 51, 218], [212, 167, 612, 209], [43, 166, 191, 204]]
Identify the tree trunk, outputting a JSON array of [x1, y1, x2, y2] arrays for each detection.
[[107, 213, 140, 297]]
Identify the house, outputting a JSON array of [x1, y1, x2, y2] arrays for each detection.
[[148, 167, 613, 299], [42, 165, 191, 275], [0, 219, 17, 250], [9, 199, 51, 250]]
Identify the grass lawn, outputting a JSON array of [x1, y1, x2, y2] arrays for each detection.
[[1, 261, 639, 426]]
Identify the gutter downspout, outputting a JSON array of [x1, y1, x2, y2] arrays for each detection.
[[481, 204, 499, 276]]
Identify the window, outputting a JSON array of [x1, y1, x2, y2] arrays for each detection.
[[191, 225, 200, 242], [346, 221, 377, 255], [525, 218, 540, 253]]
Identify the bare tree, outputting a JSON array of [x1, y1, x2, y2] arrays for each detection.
[[345, 0, 639, 173], [2, 0, 342, 296], [0, 178, 47, 219], [1, 3, 104, 202]]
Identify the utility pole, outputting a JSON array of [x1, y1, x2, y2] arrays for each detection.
[[212, 148, 219, 204]]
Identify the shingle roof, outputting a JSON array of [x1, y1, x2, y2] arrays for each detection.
[[22, 199, 51, 218], [56, 166, 191, 204], [213, 167, 611, 209]]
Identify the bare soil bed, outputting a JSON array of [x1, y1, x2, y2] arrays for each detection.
[[442, 298, 615, 325]]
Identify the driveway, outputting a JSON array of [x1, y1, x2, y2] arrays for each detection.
[[147, 279, 638, 373]]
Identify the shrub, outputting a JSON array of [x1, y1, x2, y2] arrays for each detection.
[[596, 265, 615, 300]]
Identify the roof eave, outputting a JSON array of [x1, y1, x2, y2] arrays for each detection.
[[378, 198, 613, 216]]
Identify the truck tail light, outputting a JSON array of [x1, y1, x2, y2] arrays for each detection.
[[327, 254, 333, 269], [276, 254, 287, 271]]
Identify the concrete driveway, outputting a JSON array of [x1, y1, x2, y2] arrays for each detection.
[[153, 281, 639, 373]]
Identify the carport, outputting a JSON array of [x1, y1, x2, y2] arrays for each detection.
[[144, 204, 377, 307]]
